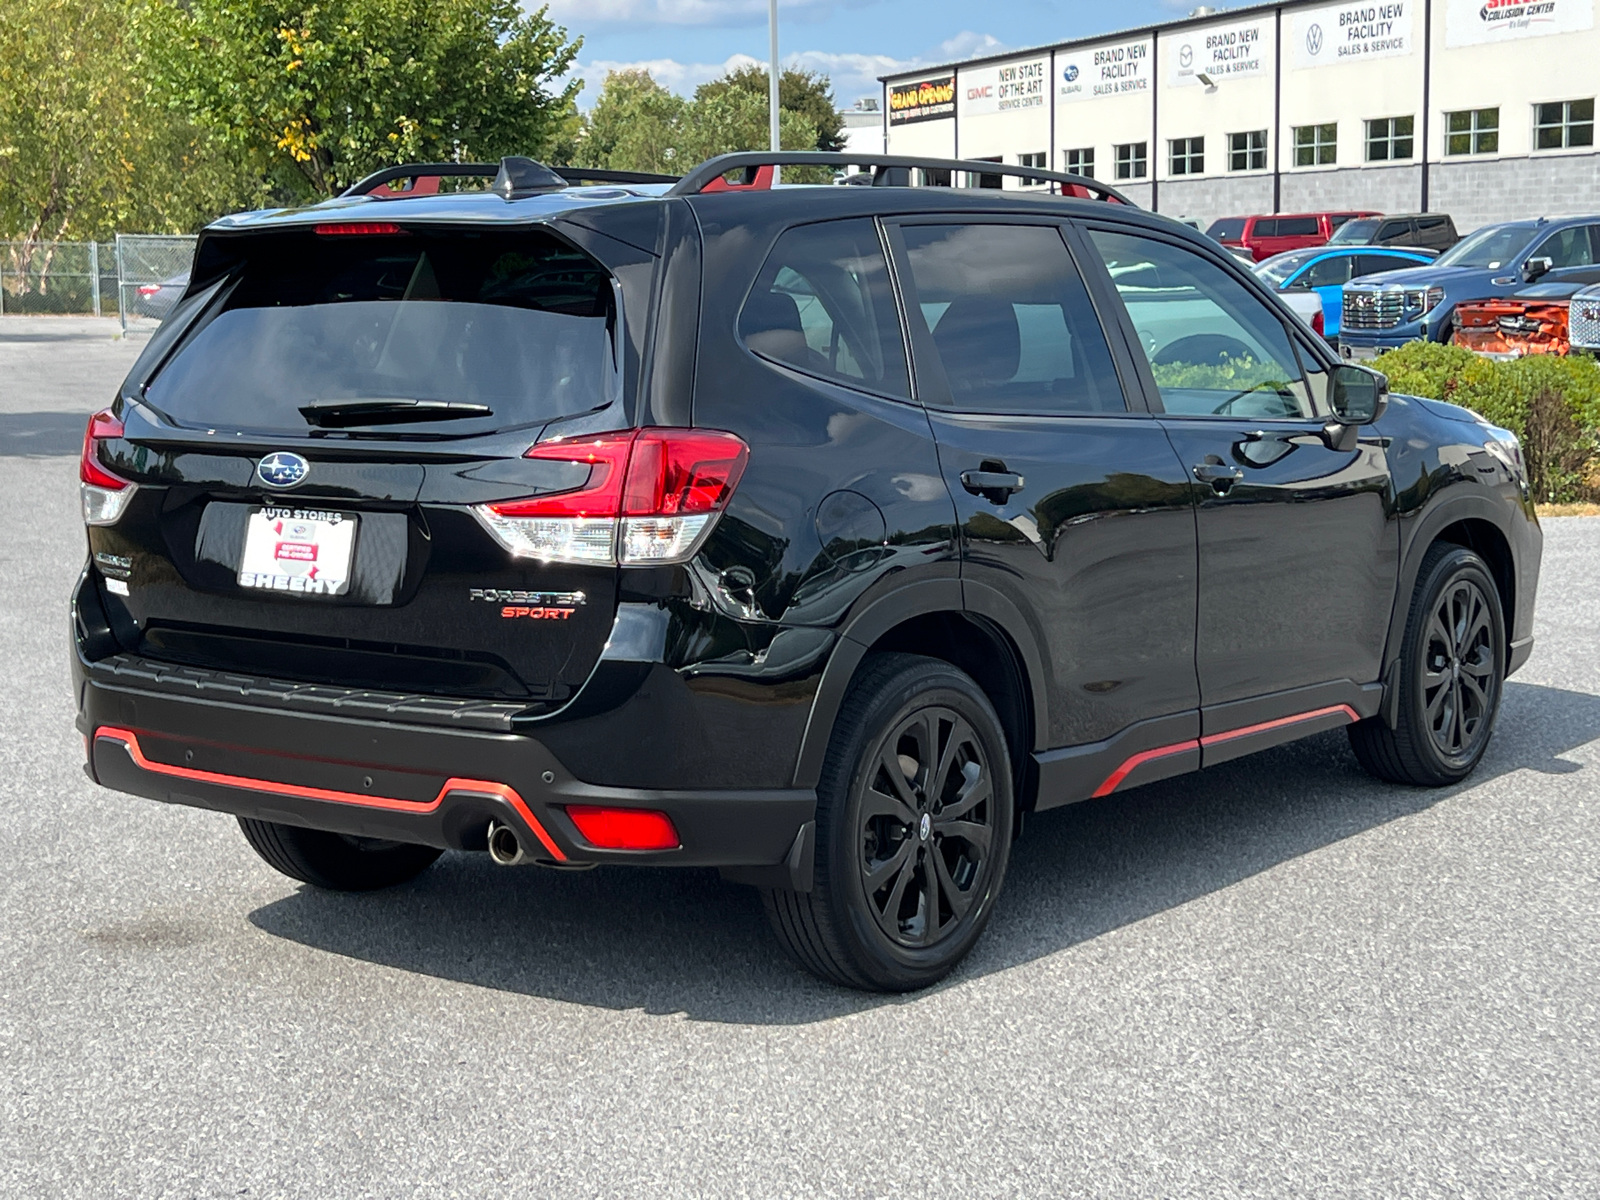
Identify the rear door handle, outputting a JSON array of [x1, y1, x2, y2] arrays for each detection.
[[960, 470, 1026, 503]]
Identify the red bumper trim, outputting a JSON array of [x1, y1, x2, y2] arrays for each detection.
[[1091, 704, 1361, 798], [92, 725, 567, 862]]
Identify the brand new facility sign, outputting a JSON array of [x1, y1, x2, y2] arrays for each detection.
[[1446, 0, 1593, 45], [1057, 38, 1153, 102], [1292, 2, 1414, 67], [1169, 18, 1271, 85]]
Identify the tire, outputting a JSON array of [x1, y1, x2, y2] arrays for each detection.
[[237, 818, 442, 891], [1349, 543, 1506, 786], [763, 653, 1014, 992]]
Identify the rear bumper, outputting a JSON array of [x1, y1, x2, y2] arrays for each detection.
[[77, 662, 814, 871]]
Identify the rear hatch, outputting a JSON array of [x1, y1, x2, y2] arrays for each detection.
[[85, 222, 641, 710]]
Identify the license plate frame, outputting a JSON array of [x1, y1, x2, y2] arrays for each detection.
[[1341, 343, 1383, 362], [238, 506, 358, 598]]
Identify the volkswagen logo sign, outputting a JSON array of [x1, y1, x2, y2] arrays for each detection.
[[257, 451, 309, 489], [1306, 23, 1324, 55]]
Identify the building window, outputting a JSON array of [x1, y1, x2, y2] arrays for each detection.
[[1114, 142, 1148, 180], [1169, 137, 1204, 176], [1445, 108, 1498, 155], [1534, 99, 1595, 150], [1228, 131, 1266, 171], [1293, 123, 1337, 166], [1366, 116, 1414, 161], [1017, 151, 1047, 185], [965, 156, 1003, 189], [1063, 148, 1094, 179]]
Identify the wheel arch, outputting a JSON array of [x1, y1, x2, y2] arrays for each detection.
[[1385, 495, 1517, 679], [791, 581, 1048, 808]]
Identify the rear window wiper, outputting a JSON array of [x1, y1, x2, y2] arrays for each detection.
[[299, 398, 493, 428]]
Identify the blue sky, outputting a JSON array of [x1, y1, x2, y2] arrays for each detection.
[[552, 0, 1188, 109]]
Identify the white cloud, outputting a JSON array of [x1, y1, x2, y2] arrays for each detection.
[[570, 32, 1005, 108], [547, 0, 832, 28]]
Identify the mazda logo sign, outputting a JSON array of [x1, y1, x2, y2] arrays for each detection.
[[257, 451, 310, 489]]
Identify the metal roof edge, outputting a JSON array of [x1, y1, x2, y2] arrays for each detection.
[[878, 0, 1305, 85]]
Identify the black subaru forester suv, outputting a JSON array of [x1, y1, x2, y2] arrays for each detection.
[[73, 153, 1541, 991]]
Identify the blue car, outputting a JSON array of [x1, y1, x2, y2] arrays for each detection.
[[1256, 246, 1435, 341], [1340, 214, 1600, 361]]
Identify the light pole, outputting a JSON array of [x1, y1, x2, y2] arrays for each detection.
[[768, 0, 781, 182]]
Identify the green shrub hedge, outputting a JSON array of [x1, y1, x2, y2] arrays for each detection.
[[1370, 341, 1600, 503]]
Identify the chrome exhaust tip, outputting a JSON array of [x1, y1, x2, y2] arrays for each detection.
[[486, 821, 527, 866]]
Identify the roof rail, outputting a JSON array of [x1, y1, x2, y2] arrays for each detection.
[[340, 159, 682, 200], [667, 152, 1135, 206]]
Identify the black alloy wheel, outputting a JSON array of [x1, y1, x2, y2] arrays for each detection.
[[1420, 574, 1498, 759], [1349, 543, 1506, 786], [859, 706, 995, 949], [762, 653, 1014, 991]]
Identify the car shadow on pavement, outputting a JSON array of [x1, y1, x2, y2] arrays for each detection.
[[248, 680, 1600, 1023]]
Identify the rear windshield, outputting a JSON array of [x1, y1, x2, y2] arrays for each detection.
[[1327, 217, 1381, 245], [143, 228, 620, 435], [1207, 218, 1246, 241]]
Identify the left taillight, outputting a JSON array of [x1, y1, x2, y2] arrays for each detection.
[[472, 428, 749, 566], [1311, 308, 1326, 338], [80, 409, 135, 526]]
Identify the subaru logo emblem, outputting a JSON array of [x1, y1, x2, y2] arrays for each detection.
[[257, 451, 309, 489], [1062, 64, 1079, 82]]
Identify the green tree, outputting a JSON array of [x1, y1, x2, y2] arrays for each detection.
[[137, 0, 583, 200], [573, 67, 822, 175], [694, 65, 844, 153], [0, 0, 249, 245]]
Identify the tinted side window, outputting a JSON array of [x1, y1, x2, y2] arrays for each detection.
[[1417, 216, 1448, 233], [1355, 254, 1410, 278], [1304, 256, 1353, 287], [738, 219, 909, 398], [1252, 219, 1279, 237], [1531, 225, 1597, 268], [898, 223, 1125, 415], [1208, 218, 1247, 240], [1086, 228, 1314, 419], [1277, 217, 1320, 237], [1377, 221, 1411, 242]]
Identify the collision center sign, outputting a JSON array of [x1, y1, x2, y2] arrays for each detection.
[[1169, 18, 1271, 85], [962, 58, 1048, 116], [1057, 38, 1153, 102], [1292, 2, 1414, 67], [888, 75, 955, 124], [1445, 0, 1593, 44]]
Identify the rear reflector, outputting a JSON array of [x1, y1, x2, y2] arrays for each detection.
[[472, 428, 749, 566], [565, 805, 680, 851], [81, 409, 136, 526], [313, 222, 405, 236]]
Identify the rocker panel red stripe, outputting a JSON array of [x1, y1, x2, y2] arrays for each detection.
[[93, 725, 567, 862], [1091, 703, 1361, 798]]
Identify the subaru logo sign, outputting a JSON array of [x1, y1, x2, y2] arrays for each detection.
[[1062, 64, 1079, 82], [257, 452, 309, 489]]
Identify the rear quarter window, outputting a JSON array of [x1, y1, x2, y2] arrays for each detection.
[[737, 219, 909, 398]]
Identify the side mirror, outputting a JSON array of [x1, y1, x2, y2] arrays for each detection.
[[1522, 256, 1554, 283], [1331, 363, 1388, 425]]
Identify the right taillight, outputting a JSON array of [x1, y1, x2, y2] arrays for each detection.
[[472, 428, 749, 566], [80, 409, 136, 526]]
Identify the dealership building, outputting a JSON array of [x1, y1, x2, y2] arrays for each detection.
[[879, 0, 1600, 231]]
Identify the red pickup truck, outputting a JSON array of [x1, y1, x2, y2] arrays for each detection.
[[1207, 211, 1377, 261]]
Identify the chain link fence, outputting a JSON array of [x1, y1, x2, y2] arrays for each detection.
[[114, 234, 198, 333], [0, 235, 197, 331]]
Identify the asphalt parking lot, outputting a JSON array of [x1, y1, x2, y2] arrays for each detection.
[[3, 317, 1598, 1197]]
